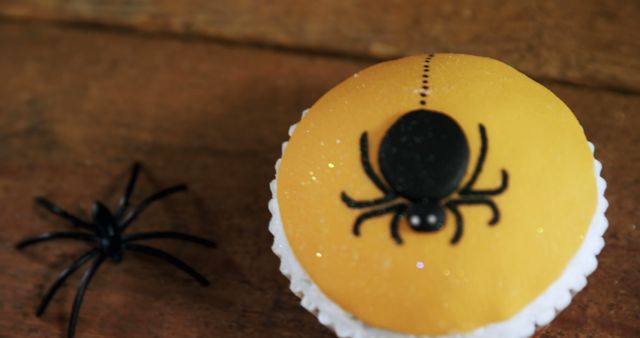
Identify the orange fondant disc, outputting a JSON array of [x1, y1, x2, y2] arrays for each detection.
[[277, 54, 597, 335]]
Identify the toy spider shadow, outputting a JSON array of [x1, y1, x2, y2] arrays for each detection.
[[16, 163, 215, 338]]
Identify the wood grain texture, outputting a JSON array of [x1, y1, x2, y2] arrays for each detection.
[[0, 20, 638, 338], [0, 1, 639, 93]]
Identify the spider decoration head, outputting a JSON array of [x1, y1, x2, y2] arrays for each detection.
[[16, 163, 215, 338], [341, 109, 509, 245]]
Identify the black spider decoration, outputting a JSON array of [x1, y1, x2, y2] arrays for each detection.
[[16, 163, 215, 338], [341, 109, 509, 245]]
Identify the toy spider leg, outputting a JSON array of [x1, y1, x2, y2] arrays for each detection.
[[68, 254, 105, 338], [119, 183, 188, 231], [124, 243, 210, 285], [35, 197, 94, 230], [16, 232, 96, 249], [114, 160, 141, 218], [125, 231, 215, 246], [36, 249, 100, 317]]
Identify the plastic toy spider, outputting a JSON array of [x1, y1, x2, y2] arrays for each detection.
[[16, 163, 215, 338], [341, 109, 509, 245]]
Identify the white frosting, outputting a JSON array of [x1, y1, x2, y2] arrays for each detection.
[[269, 110, 608, 338]]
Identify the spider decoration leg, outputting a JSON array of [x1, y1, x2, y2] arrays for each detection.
[[445, 199, 499, 244], [445, 124, 508, 244], [458, 124, 509, 196], [16, 162, 215, 338], [389, 205, 407, 244], [341, 132, 409, 243], [341, 132, 398, 208], [352, 204, 405, 235]]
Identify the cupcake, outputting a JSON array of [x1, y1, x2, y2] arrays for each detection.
[[269, 54, 607, 338]]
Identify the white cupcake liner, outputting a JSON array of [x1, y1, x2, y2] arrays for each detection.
[[268, 109, 608, 338]]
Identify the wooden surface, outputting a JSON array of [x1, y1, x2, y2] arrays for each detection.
[[0, 0, 639, 93], [0, 2, 638, 337]]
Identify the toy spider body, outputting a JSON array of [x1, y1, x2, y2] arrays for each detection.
[[17, 163, 215, 338], [341, 109, 509, 245]]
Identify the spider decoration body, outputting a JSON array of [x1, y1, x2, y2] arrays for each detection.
[[16, 163, 215, 338], [341, 109, 509, 245]]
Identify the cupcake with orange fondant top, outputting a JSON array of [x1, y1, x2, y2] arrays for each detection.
[[269, 54, 607, 338]]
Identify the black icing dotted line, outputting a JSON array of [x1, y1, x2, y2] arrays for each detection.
[[419, 54, 434, 106]]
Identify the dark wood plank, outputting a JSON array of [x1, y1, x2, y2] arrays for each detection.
[[0, 1, 638, 93], [0, 20, 638, 337]]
